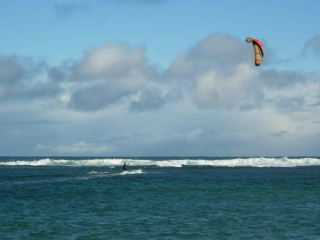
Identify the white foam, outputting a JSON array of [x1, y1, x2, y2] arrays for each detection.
[[88, 170, 109, 175], [1, 157, 320, 168], [119, 169, 144, 175]]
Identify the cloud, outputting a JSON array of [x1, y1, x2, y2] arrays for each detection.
[[192, 64, 261, 109], [129, 87, 169, 112], [259, 69, 313, 89], [67, 43, 161, 111], [1, 34, 319, 115], [259, 70, 320, 112], [166, 34, 264, 110], [164, 34, 320, 113], [0, 56, 62, 103], [168, 34, 250, 79], [36, 141, 114, 155], [1, 34, 320, 156], [0, 56, 27, 84], [71, 43, 154, 82], [0, 36, 251, 112], [53, 2, 88, 19], [302, 35, 320, 57], [68, 82, 134, 111], [272, 130, 289, 137]]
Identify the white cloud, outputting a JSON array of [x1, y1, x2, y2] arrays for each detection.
[[193, 64, 258, 109], [67, 43, 161, 111], [36, 142, 114, 155], [1, 34, 320, 155]]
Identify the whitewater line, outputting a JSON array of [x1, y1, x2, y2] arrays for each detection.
[[0, 157, 320, 168]]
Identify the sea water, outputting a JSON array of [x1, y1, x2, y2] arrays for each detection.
[[1, 157, 320, 239]]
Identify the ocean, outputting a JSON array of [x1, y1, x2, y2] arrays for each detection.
[[1, 157, 320, 239]]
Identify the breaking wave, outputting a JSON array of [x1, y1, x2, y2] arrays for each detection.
[[1, 157, 320, 168]]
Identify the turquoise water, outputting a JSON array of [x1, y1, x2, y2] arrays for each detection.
[[1, 157, 320, 239]]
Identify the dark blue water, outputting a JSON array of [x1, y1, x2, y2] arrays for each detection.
[[1, 157, 320, 239]]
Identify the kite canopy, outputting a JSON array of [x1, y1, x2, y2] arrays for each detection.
[[246, 37, 264, 66]]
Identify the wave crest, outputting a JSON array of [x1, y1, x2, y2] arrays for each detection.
[[0, 157, 320, 168]]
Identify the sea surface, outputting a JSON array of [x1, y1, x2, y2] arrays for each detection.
[[1, 156, 320, 240]]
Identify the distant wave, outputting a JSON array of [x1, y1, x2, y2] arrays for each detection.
[[1, 157, 320, 168]]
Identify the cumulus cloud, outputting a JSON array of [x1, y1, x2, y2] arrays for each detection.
[[67, 43, 161, 111], [166, 34, 263, 109], [302, 35, 320, 57], [1, 34, 320, 156], [259, 69, 315, 89], [192, 64, 260, 109], [1, 34, 319, 115], [129, 87, 168, 112], [64, 35, 265, 112], [71, 43, 153, 82], [168, 34, 250, 79], [0, 56, 27, 84], [164, 34, 320, 112], [0, 56, 62, 103], [260, 70, 320, 112]]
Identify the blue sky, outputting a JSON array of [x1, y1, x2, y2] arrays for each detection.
[[1, 0, 318, 67], [0, 0, 320, 156]]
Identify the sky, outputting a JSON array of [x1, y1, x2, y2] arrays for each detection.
[[0, 0, 320, 156]]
